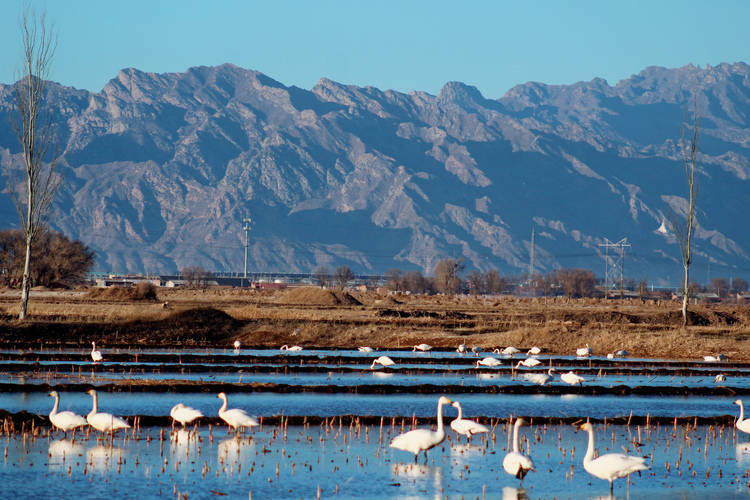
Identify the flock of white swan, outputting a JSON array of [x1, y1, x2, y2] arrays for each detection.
[[73, 341, 741, 494]]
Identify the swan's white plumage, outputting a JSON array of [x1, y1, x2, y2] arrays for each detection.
[[358, 346, 374, 352], [576, 344, 592, 357], [390, 396, 452, 462], [413, 343, 432, 352], [86, 390, 130, 433], [503, 418, 535, 482], [501, 346, 520, 356], [217, 392, 258, 430], [48, 391, 87, 433], [527, 346, 542, 355], [370, 355, 395, 369], [735, 400, 750, 435], [523, 369, 554, 386], [579, 422, 648, 493], [516, 358, 542, 368], [90, 342, 103, 362], [456, 344, 467, 354], [475, 357, 501, 368], [560, 371, 585, 385], [170, 403, 203, 426], [280, 345, 303, 352], [450, 401, 489, 440]]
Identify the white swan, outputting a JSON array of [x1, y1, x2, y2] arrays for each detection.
[[560, 371, 585, 386], [515, 358, 542, 368], [233, 340, 241, 349], [606, 349, 628, 359], [475, 357, 502, 368], [217, 392, 258, 432], [500, 346, 520, 356], [523, 369, 554, 386], [576, 344, 592, 357], [280, 345, 303, 352], [527, 346, 542, 355], [86, 390, 130, 434], [170, 403, 203, 427], [450, 401, 489, 441], [48, 391, 87, 435], [579, 422, 648, 494], [413, 343, 433, 352], [370, 355, 395, 369], [390, 396, 452, 462], [456, 344, 468, 354], [503, 418, 535, 483], [358, 346, 374, 353], [90, 342, 103, 362], [735, 400, 750, 435]]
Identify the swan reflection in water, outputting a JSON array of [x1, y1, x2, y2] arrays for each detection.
[[501, 487, 530, 500], [476, 373, 501, 381], [736, 442, 750, 463], [392, 463, 443, 495], [371, 371, 394, 380], [217, 437, 255, 475], [48, 439, 83, 471], [86, 445, 123, 473], [171, 429, 201, 460], [450, 442, 484, 457]]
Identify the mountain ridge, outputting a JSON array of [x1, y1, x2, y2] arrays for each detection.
[[1, 62, 749, 284]]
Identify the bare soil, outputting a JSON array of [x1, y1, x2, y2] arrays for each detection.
[[0, 287, 749, 360]]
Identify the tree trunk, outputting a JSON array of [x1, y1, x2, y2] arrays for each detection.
[[18, 236, 32, 320], [681, 263, 689, 328]]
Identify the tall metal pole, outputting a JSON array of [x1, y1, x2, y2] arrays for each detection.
[[243, 217, 252, 284]]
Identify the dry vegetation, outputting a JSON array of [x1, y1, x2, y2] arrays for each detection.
[[0, 286, 749, 360]]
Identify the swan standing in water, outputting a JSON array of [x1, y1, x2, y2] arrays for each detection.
[[48, 391, 87, 436], [86, 390, 130, 434], [358, 346, 374, 353], [170, 403, 204, 427], [734, 400, 750, 435], [475, 357, 502, 368], [390, 396, 452, 463], [560, 371, 585, 386], [370, 355, 395, 369], [527, 346, 542, 356], [449, 401, 489, 441], [456, 344, 468, 354], [578, 422, 648, 494], [522, 368, 554, 386], [413, 343, 433, 352], [217, 392, 258, 433], [233, 340, 241, 354], [90, 342, 103, 362], [280, 345, 303, 352], [503, 418, 535, 484]]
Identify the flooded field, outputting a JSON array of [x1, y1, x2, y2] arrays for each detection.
[[2, 347, 750, 498]]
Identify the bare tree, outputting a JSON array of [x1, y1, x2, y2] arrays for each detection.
[[466, 270, 484, 295], [313, 265, 330, 288], [7, 9, 59, 319], [433, 258, 464, 295], [483, 269, 505, 294], [333, 265, 354, 289], [732, 277, 748, 294], [384, 268, 403, 291], [669, 94, 700, 327]]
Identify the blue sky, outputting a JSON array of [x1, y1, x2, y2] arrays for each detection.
[[1, 0, 749, 98]]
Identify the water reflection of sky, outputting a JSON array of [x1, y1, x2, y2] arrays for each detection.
[[0, 391, 742, 420]]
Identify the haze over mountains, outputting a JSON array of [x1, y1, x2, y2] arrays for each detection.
[[1, 62, 749, 284]]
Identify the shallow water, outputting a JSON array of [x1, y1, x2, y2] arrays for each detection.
[[0, 391, 742, 421], [2, 424, 749, 499]]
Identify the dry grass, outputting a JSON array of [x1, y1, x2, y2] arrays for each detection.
[[1, 287, 749, 359]]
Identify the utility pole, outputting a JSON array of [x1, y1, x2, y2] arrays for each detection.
[[529, 225, 535, 283], [243, 217, 252, 286], [599, 238, 630, 299]]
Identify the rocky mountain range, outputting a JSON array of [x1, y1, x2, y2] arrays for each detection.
[[1, 62, 749, 285]]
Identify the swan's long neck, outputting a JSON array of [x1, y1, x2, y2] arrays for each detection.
[[219, 396, 228, 415], [50, 394, 59, 416], [436, 400, 446, 434], [512, 420, 521, 453], [740, 401, 746, 422], [89, 393, 98, 415], [583, 426, 595, 464], [455, 404, 463, 420]]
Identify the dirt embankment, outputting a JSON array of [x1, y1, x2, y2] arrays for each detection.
[[0, 288, 749, 359]]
